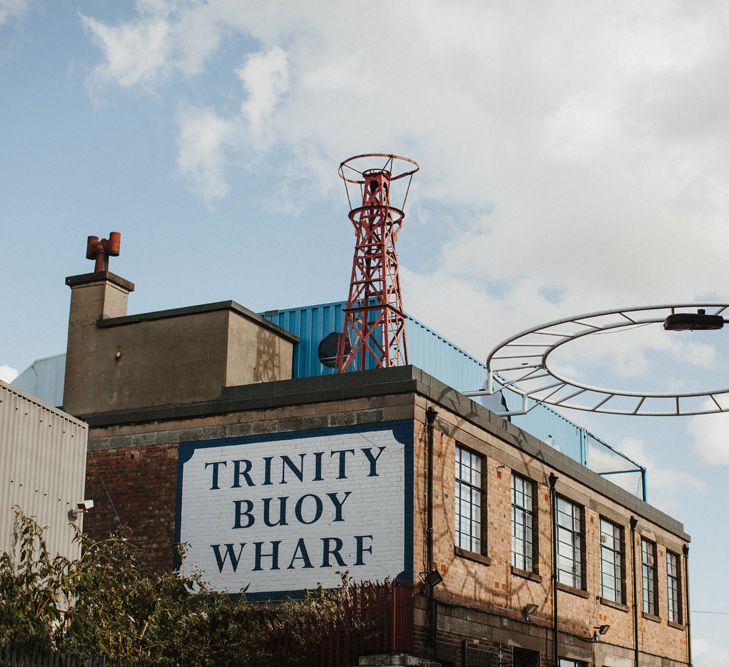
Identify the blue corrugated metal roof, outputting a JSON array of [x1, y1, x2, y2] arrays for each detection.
[[262, 302, 587, 464], [15, 303, 591, 466]]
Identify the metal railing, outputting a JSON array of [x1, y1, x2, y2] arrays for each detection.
[[268, 580, 414, 666], [0, 646, 138, 667]]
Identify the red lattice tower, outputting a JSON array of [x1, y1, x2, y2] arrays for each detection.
[[336, 154, 419, 372]]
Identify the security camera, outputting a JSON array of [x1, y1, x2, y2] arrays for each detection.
[[76, 499, 94, 512]]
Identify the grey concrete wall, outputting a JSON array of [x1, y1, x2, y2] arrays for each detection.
[[63, 273, 297, 416], [226, 309, 293, 386]]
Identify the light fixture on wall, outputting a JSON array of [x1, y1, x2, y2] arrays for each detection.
[[68, 499, 94, 520], [592, 624, 610, 642], [420, 569, 443, 588], [522, 603, 539, 622]]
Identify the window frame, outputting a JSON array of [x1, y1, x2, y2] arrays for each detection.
[[511, 472, 538, 573], [555, 495, 585, 590], [666, 549, 682, 624], [454, 444, 486, 556], [641, 537, 659, 616], [599, 517, 625, 604]]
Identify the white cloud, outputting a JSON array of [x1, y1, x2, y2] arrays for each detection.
[[237, 47, 289, 143], [588, 436, 705, 511], [81, 1, 729, 368], [82, 15, 171, 90], [0, 364, 18, 382], [688, 407, 729, 465], [694, 637, 729, 667], [177, 106, 235, 204], [0, 0, 29, 27]]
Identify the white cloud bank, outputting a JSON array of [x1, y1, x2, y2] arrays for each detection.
[[588, 436, 705, 512], [0, 0, 29, 27], [688, 408, 729, 465], [0, 364, 18, 382], [82, 1, 729, 376], [237, 46, 289, 143], [177, 106, 235, 204], [83, 15, 171, 90], [694, 636, 729, 667]]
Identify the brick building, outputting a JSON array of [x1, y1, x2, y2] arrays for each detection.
[[58, 268, 691, 667]]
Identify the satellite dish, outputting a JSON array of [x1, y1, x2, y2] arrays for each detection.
[[318, 332, 350, 368]]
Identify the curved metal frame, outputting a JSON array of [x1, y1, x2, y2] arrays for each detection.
[[485, 304, 729, 416], [338, 153, 420, 184]]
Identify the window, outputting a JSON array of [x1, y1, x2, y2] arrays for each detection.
[[559, 660, 587, 667], [512, 473, 536, 572], [455, 445, 484, 554], [599, 518, 624, 603], [556, 496, 584, 589], [641, 538, 658, 615], [667, 550, 682, 623]]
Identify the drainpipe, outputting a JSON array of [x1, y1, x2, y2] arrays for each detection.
[[426, 407, 438, 657], [630, 516, 640, 667], [549, 472, 559, 665], [683, 544, 692, 667]]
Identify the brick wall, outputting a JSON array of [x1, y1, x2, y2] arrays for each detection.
[[82, 387, 689, 666], [84, 395, 414, 574], [84, 443, 179, 573], [412, 396, 690, 666]]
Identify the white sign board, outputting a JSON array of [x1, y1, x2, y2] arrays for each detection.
[[176, 422, 412, 597]]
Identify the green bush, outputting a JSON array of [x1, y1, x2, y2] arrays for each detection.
[[0, 510, 354, 666]]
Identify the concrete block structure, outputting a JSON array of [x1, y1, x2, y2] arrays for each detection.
[[59, 268, 691, 667]]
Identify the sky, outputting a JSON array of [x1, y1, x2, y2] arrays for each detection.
[[1, 0, 729, 663]]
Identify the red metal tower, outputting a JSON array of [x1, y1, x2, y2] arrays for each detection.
[[336, 154, 419, 373]]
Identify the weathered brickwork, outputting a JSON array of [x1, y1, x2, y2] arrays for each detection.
[[84, 443, 178, 574], [412, 395, 690, 666], [86, 396, 415, 573], [82, 370, 689, 667]]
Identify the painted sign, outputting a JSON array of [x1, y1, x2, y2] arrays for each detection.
[[177, 421, 412, 597]]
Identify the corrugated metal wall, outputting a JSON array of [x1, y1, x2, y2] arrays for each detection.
[[262, 302, 586, 464], [0, 381, 88, 561]]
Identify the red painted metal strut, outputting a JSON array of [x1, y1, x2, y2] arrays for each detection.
[[336, 154, 418, 372]]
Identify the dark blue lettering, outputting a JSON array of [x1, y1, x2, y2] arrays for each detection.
[[211, 543, 245, 572], [354, 535, 373, 566], [287, 538, 313, 569], [321, 537, 345, 567], [362, 446, 386, 477], [262, 496, 288, 527], [262, 456, 273, 485], [330, 449, 355, 479], [295, 494, 323, 524], [232, 459, 255, 487], [233, 499, 255, 529], [281, 454, 305, 483], [313, 451, 325, 481], [326, 491, 351, 521], [253, 541, 281, 571], [205, 460, 227, 490]]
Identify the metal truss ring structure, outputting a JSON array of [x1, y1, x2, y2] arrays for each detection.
[[338, 153, 419, 184], [336, 153, 418, 373], [485, 304, 729, 416]]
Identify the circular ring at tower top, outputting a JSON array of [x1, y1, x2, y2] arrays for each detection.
[[485, 304, 729, 416], [339, 154, 419, 184], [348, 205, 405, 226]]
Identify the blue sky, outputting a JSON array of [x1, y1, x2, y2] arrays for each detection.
[[2, 1, 729, 663]]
